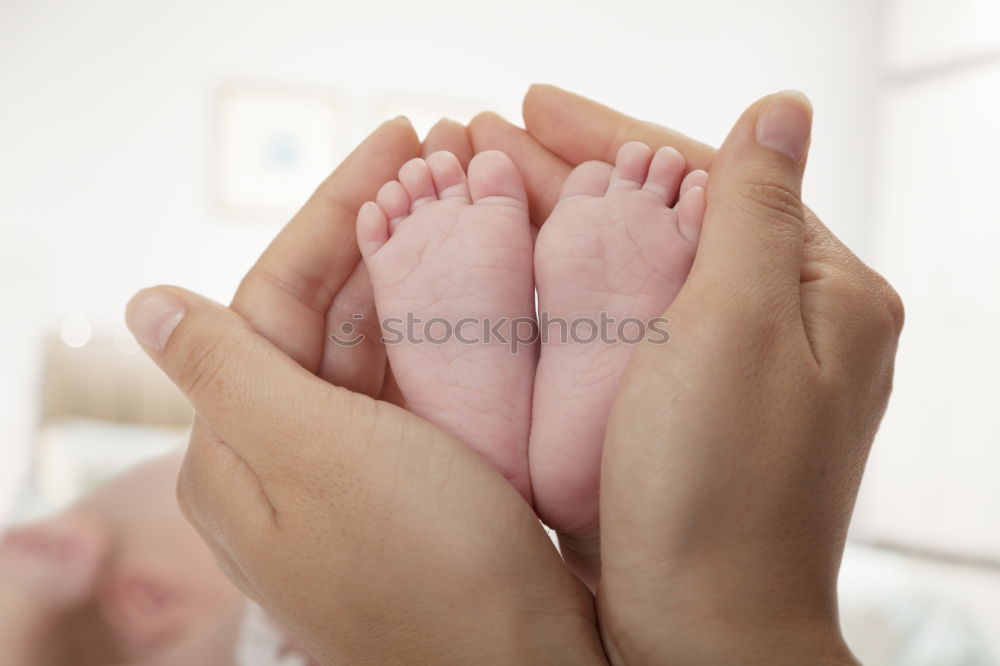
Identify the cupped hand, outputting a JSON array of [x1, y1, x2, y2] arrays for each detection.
[[473, 86, 902, 665], [127, 118, 605, 665]]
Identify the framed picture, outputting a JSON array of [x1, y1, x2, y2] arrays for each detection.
[[211, 82, 345, 220]]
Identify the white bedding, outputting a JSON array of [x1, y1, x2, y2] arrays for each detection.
[[11, 417, 188, 521]]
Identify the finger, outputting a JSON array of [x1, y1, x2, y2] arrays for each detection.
[[690, 91, 812, 307], [380, 364, 405, 407], [422, 118, 474, 169], [126, 286, 363, 469], [522, 84, 715, 170], [232, 117, 420, 372], [319, 262, 387, 397], [467, 111, 571, 223]]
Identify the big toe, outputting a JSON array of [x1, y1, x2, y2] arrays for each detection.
[[467, 150, 529, 207], [559, 160, 613, 199]]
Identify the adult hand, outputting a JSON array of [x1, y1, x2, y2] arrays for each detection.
[[127, 119, 605, 665], [473, 86, 903, 665]]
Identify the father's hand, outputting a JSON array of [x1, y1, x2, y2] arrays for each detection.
[[474, 86, 902, 665], [127, 119, 605, 665]]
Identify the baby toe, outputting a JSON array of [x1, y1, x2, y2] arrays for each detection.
[[608, 141, 653, 191], [677, 183, 707, 245], [642, 146, 687, 205], [426, 150, 471, 203], [679, 169, 710, 199], [375, 180, 411, 230], [357, 201, 390, 259], [398, 158, 438, 210]]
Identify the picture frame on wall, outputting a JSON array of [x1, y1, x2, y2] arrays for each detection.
[[211, 82, 346, 220]]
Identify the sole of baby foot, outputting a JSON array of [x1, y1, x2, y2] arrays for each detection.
[[530, 142, 707, 585], [357, 150, 538, 503]]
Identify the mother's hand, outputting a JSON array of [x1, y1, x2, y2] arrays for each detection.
[[126, 119, 605, 665], [474, 86, 902, 664]]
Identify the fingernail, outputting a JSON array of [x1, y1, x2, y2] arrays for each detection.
[[126, 289, 186, 352], [755, 91, 812, 161]]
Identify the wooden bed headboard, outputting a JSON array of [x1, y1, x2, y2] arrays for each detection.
[[38, 334, 192, 428]]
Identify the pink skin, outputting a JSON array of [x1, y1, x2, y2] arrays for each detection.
[[0, 453, 249, 666], [358, 143, 706, 584], [0, 513, 108, 666], [357, 150, 538, 502], [530, 142, 706, 555], [0, 515, 106, 607]]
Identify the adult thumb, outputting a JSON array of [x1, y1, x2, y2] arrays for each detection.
[[124, 286, 335, 465], [695, 91, 813, 305]]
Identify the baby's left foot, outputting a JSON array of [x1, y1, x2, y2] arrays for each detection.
[[357, 151, 537, 501], [530, 142, 707, 558]]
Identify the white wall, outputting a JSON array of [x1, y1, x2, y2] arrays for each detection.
[[0, 0, 884, 514], [852, 0, 1000, 561]]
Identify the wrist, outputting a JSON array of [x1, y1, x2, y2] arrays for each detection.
[[600, 609, 858, 666], [598, 568, 858, 666]]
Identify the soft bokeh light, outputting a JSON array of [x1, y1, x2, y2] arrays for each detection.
[[59, 314, 92, 349]]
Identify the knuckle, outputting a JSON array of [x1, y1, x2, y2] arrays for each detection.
[[178, 335, 232, 400], [737, 177, 805, 231], [879, 280, 906, 334], [861, 271, 905, 340]]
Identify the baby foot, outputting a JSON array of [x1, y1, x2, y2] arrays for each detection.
[[357, 150, 537, 501], [0, 514, 107, 664], [531, 142, 708, 542]]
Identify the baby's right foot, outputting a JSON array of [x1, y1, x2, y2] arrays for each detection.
[[0, 514, 107, 665], [531, 142, 707, 552]]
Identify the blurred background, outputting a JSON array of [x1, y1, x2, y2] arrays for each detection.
[[1, 0, 997, 662]]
